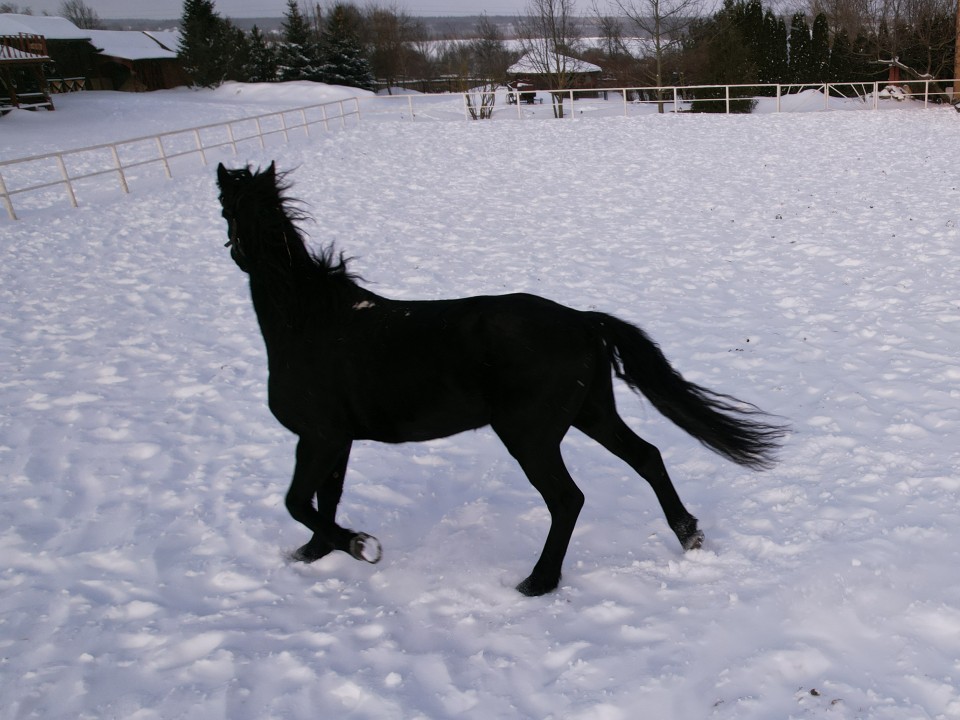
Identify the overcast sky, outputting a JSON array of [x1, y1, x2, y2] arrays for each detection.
[[11, 0, 537, 20]]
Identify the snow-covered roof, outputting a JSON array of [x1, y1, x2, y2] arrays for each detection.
[[508, 53, 602, 76], [0, 13, 91, 40], [0, 44, 49, 62], [87, 29, 177, 61], [143, 30, 181, 53]]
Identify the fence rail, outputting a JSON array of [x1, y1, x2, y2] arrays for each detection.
[[0, 96, 360, 220], [361, 78, 958, 120], [2, 79, 955, 220]]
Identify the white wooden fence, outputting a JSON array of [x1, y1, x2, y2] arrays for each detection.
[[0, 96, 360, 220], [2, 79, 955, 220]]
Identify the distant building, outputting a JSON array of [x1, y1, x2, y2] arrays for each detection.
[[0, 12, 189, 110]]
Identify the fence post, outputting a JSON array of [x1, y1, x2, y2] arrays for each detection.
[[462, 92, 470, 121], [154, 137, 172, 178], [873, 82, 879, 110], [673, 86, 679, 113], [55, 155, 78, 208], [569, 89, 574, 119], [226, 123, 239, 154], [923, 80, 929, 108], [298, 109, 308, 138], [725, 84, 731, 114], [0, 173, 16, 220], [110, 145, 129, 194], [622, 88, 628, 116], [407, 94, 414, 121], [823, 83, 828, 110], [776, 84, 781, 112], [193, 129, 208, 165], [254, 117, 265, 148]]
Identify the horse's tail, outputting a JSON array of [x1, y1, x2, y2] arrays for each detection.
[[589, 312, 787, 470]]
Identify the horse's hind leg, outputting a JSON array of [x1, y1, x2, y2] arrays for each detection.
[[286, 437, 381, 564], [493, 427, 585, 596], [575, 401, 704, 552]]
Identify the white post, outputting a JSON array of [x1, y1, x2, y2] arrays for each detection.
[[873, 82, 879, 110], [302, 108, 310, 137], [56, 155, 78, 208], [110, 145, 129, 194], [255, 117, 265, 148], [622, 88, 628, 116], [226, 123, 238, 154], [321, 103, 330, 131], [193, 129, 207, 165], [407, 95, 414, 120], [673, 86, 679, 113], [463, 92, 470, 121], [823, 83, 828, 110], [279, 112, 289, 143], [0, 173, 16, 220], [725, 85, 731, 114], [155, 137, 172, 178], [776, 84, 781, 112], [569, 89, 574, 119]]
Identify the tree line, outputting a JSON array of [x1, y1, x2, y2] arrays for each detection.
[[176, 0, 956, 97], [178, 0, 518, 92]]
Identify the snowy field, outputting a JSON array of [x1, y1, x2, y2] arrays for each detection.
[[2, 86, 960, 719]]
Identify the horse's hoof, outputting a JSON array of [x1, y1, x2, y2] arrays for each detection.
[[682, 529, 705, 551], [516, 574, 559, 597], [349, 533, 382, 564], [290, 541, 332, 563]]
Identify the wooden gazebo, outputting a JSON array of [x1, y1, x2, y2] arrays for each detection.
[[0, 33, 55, 112]]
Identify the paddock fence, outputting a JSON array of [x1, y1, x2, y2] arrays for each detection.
[[0, 96, 361, 220], [1, 79, 955, 220]]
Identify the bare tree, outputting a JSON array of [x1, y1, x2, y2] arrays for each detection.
[[58, 0, 103, 29], [515, 0, 584, 117], [611, 0, 705, 112]]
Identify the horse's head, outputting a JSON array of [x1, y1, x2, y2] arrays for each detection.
[[217, 161, 296, 273]]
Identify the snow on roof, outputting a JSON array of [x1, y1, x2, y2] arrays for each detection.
[[87, 29, 177, 61], [507, 52, 602, 76], [0, 44, 49, 62], [143, 30, 181, 53], [0, 13, 91, 40]]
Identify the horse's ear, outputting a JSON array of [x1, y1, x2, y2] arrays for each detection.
[[217, 163, 229, 186], [265, 161, 276, 180]]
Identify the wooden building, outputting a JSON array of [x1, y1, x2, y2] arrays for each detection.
[[0, 33, 55, 112]]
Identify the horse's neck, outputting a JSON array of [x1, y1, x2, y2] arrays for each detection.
[[247, 264, 365, 351]]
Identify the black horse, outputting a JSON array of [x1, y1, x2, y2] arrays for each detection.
[[216, 161, 786, 596]]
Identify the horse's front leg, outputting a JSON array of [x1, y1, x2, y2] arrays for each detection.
[[286, 436, 382, 564]]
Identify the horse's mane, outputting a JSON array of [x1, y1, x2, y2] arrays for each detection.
[[257, 166, 356, 281], [224, 163, 366, 316]]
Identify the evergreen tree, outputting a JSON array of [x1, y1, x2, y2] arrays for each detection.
[[318, 3, 374, 90], [810, 12, 830, 83], [277, 0, 323, 82], [828, 27, 852, 83], [244, 25, 279, 82], [178, 0, 230, 87], [759, 9, 788, 84], [788, 12, 812, 83]]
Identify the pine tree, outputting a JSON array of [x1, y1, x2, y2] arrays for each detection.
[[759, 9, 788, 84], [178, 0, 230, 87], [810, 12, 830, 83], [244, 25, 279, 83], [788, 12, 813, 83], [318, 3, 374, 90], [277, 0, 323, 82], [828, 27, 852, 83]]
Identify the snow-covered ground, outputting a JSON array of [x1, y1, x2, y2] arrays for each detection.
[[2, 86, 960, 719]]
